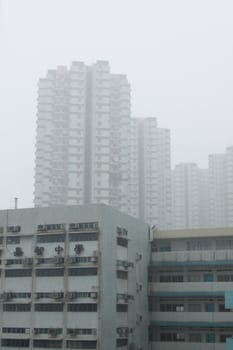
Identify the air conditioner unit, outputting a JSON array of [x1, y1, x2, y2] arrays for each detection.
[[14, 247, 23, 257], [90, 292, 98, 299], [74, 244, 84, 255], [49, 328, 59, 338], [53, 292, 63, 300], [92, 250, 98, 257], [69, 329, 79, 338], [90, 256, 98, 263], [4, 260, 11, 265], [66, 291, 78, 300]]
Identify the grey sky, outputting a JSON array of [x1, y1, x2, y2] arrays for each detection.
[[0, 0, 233, 209]]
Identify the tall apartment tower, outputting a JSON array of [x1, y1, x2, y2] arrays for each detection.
[[172, 163, 209, 229], [226, 146, 233, 227], [34, 61, 131, 212], [128, 118, 172, 229], [208, 153, 227, 227]]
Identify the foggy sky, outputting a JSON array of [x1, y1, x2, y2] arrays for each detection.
[[0, 0, 233, 209]]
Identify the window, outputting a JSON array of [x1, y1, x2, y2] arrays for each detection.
[[219, 304, 230, 312], [2, 339, 29, 347], [117, 237, 128, 247], [217, 274, 233, 282], [189, 333, 202, 342], [67, 304, 97, 312], [116, 339, 128, 347], [6, 236, 20, 244], [204, 273, 214, 282], [69, 232, 98, 241], [37, 234, 65, 243], [35, 304, 63, 312], [67, 329, 97, 336], [5, 269, 32, 277], [188, 304, 202, 312], [187, 274, 201, 282], [160, 275, 184, 282], [220, 334, 233, 343], [3, 304, 31, 312], [160, 333, 185, 342], [66, 340, 97, 349], [206, 333, 215, 343], [68, 268, 97, 276], [33, 340, 62, 348], [117, 270, 128, 280], [116, 304, 128, 312], [36, 268, 64, 277], [205, 303, 214, 312], [160, 304, 184, 312], [2, 327, 28, 334]]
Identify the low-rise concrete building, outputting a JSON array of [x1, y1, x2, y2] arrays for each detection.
[[149, 227, 233, 350], [0, 204, 149, 350]]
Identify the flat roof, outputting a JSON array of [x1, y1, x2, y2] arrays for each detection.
[[154, 227, 233, 239]]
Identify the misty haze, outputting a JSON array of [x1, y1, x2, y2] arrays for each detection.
[[0, 1, 233, 350]]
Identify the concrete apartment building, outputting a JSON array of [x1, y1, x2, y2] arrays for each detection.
[[34, 61, 172, 229], [149, 227, 233, 350], [34, 61, 131, 213], [172, 163, 209, 229], [0, 205, 149, 350], [209, 146, 233, 228], [128, 118, 172, 228]]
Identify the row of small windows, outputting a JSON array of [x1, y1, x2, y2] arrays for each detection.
[[152, 272, 233, 283], [3, 303, 98, 312], [1, 339, 97, 348], [4, 233, 97, 244], [4, 267, 97, 277], [2, 327, 97, 335]]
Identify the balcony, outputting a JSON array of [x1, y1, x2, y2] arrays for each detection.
[[152, 249, 233, 266], [150, 342, 226, 350]]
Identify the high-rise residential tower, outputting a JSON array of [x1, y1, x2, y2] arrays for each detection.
[[34, 61, 131, 213], [35, 61, 172, 229], [172, 163, 209, 229], [128, 118, 172, 229]]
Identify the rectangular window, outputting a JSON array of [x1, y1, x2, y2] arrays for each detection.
[[6, 236, 20, 244], [68, 268, 97, 276], [117, 270, 128, 280], [3, 304, 31, 312], [5, 269, 32, 277], [117, 237, 128, 247], [66, 340, 97, 349], [116, 304, 128, 312], [204, 274, 214, 282], [205, 303, 215, 312], [160, 275, 184, 282], [36, 268, 64, 277], [37, 234, 65, 243], [189, 333, 202, 342], [69, 232, 98, 242], [67, 304, 97, 312], [116, 339, 128, 347], [188, 304, 202, 312], [2, 339, 29, 347], [34, 304, 63, 312], [206, 333, 215, 343], [2, 327, 28, 334], [33, 340, 62, 348]]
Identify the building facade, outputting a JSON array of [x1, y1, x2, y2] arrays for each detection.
[[172, 163, 209, 229], [35, 61, 172, 229], [149, 227, 233, 350], [0, 205, 149, 350], [34, 61, 131, 213], [128, 117, 172, 228]]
